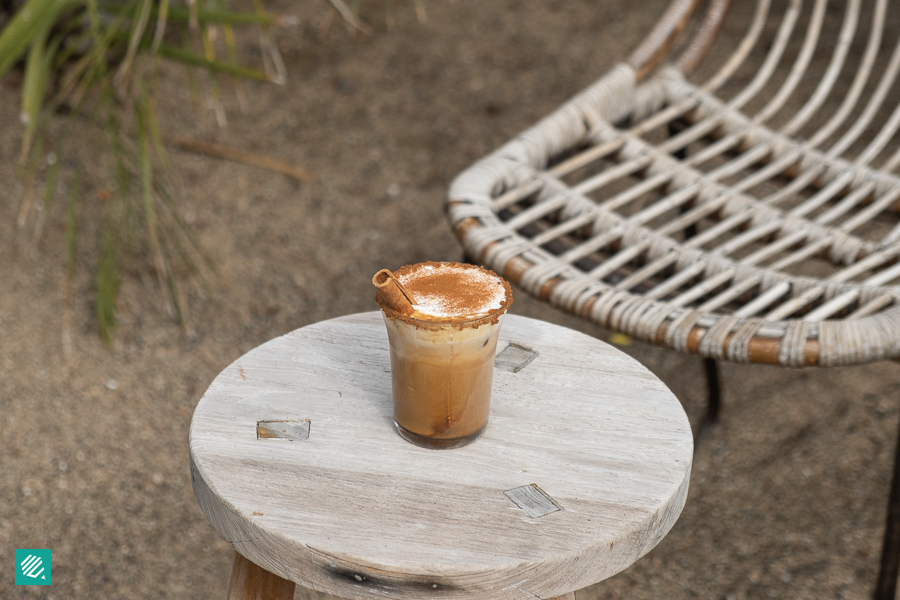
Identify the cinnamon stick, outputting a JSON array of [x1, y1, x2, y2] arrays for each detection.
[[373, 269, 415, 315]]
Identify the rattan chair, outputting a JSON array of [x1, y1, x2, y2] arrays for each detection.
[[446, 0, 900, 597]]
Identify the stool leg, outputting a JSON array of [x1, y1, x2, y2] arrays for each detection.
[[550, 593, 576, 600], [227, 552, 295, 600], [874, 407, 900, 600]]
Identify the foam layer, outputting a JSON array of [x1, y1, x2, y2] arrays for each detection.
[[396, 262, 508, 321]]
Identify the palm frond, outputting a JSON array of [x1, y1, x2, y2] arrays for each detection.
[[3, 0, 419, 346]]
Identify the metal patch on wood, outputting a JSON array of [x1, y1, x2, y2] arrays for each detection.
[[256, 420, 310, 440], [504, 484, 562, 518], [495, 342, 539, 372]]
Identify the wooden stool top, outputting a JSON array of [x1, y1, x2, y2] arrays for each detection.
[[190, 313, 693, 599]]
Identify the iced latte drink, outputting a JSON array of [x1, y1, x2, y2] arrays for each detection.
[[373, 262, 513, 449]]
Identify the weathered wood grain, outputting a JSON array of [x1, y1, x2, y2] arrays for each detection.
[[191, 313, 693, 600]]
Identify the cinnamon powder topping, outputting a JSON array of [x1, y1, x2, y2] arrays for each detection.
[[375, 262, 512, 327]]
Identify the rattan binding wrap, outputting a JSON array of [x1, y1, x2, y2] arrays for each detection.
[[447, 0, 900, 367]]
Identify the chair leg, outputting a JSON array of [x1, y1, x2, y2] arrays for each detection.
[[695, 358, 721, 443], [874, 406, 900, 600], [227, 552, 295, 600], [703, 357, 721, 426]]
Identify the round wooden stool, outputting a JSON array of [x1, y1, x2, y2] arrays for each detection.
[[189, 312, 693, 599]]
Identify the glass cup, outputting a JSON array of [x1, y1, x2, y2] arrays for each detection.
[[374, 262, 512, 449], [382, 313, 505, 449]]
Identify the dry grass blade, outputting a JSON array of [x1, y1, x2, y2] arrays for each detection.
[[156, 178, 219, 287], [167, 137, 313, 182], [326, 0, 372, 34], [34, 152, 60, 240], [151, 0, 169, 52], [62, 173, 80, 358], [160, 241, 187, 326], [198, 16, 226, 126], [17, 137, 43, 228], [114, 0, 151, 91], [257, 28, 286, 85], [186, 0, 198, 29], [251, 0, 286, 84], [136, 89, 169, 313], [222, 22, 248, 113]]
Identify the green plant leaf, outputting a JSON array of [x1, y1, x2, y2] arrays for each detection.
[[6, 0, 303, 343], [65, 173, 80, 278], [96, 212, 119, 344], [136, 86, 165, 287], [19, 21, 51, 166], [115, 0, 153, 87], [0, 0, 73, 79], [34, 149, 61, 239], [157, 43, 270, 80], [150, 0, 169, 52], [97, 2, 281, 27]]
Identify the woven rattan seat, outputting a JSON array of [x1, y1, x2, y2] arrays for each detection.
[[446, 0, 900, 597]]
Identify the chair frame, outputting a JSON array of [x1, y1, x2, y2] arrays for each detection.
[[446, 1, 900, 597]]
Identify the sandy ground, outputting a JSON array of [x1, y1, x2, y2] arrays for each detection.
[[1, 1, 898, 598]]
